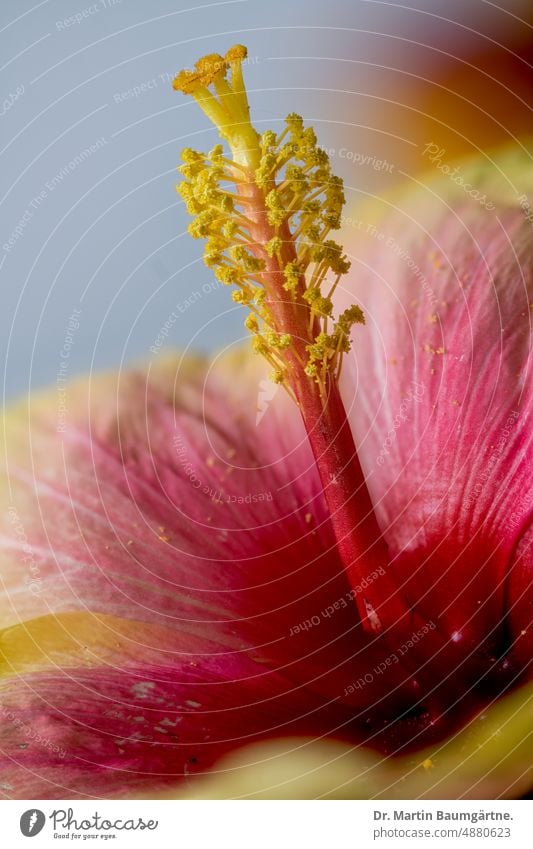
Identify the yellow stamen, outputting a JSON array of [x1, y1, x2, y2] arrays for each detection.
[[173, 45, 364, 397], [171, 48, 428, 646]]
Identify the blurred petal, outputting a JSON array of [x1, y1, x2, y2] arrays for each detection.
[[0, 353, 434, 798], [163, 681, 533, 800]]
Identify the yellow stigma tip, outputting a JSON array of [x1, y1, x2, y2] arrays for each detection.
[[225, 44, 247, 62], [172, 53, 228, 93]]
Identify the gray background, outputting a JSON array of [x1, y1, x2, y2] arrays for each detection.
[[0, 0, 528, 398]]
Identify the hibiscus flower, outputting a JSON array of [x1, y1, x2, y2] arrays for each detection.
[[0, 46, 531, 801]]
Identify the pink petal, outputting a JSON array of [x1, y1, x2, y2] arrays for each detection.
[[1, 355, 431, 798], [340, 147, 533, 669]]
